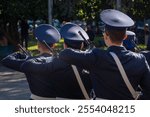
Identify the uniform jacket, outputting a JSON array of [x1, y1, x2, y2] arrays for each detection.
[[59, 46, 150, 100], [140, 51, 150, 66], [21, 54, 92, 99], [1, 52, 29, 72], [1, 53, 57, 98]]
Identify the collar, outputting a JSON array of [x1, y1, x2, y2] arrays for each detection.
[[40, 53, 53, 57], [107, 46, 127, 53]]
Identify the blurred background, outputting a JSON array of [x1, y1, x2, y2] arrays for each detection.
[[0, 0, 150, 59], [0, 0, 150, 99]]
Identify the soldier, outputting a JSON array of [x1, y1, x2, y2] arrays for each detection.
[[1, 24, 61, 99], [123, 31, 137, 51], [21, 23, 92, 99], [59, 9, 150, 100], [144, 24, 150, 48]]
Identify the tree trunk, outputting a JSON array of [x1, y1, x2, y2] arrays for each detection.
[[7, 19, 20, 50]]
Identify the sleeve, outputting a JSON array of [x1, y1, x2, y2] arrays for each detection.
[[140, 57, 150, 100], [59, 48, 97, 70], [140, 51, 150, 66], [1, 52, 29, 72], [21, 57, 68, 74]]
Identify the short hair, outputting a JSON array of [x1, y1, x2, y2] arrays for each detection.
[[105, 27, 126, 43], [64, 39, 83, 49], [38, 41, 53, 48]]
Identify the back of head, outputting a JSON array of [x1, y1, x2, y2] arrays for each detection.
[[34, 24, 61, 47], [123, 31, 136, 50], [144, 23, 149, 31], [145, 23, 149, 27], [60, 23, 89, 49], [105, 28, 126, 43], [126, 31, 135, 40], [100, 9, 134, 44]]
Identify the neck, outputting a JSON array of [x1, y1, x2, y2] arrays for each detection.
[[63, 43, 83, 50], [40, 50, 52, 55], [108, 42, 123, 47]]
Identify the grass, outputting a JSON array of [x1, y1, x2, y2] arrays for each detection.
[[138, 44, 146, 49], [28, 45, 38, 50]]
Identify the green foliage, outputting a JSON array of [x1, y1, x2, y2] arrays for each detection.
[[0, 0, 48, 20], [1, 0, 150, 22], [121, 0, 150, 20], [1, 0, 150, 26], [27, 38, 64, 55], [76, 0, 102, 21], [0, 0, 150, 47], [53, 0, 81, 21], [0, 0, 48, 45]]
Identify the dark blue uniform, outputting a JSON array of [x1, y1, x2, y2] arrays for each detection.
[[141, 51, 150, 66], [1, 24, 62, 99], [21, 23, 92, 99], [123, 31, 136, 51], [59, 9, 150, 100], [21, 55, 92, 99], [1, 52, 29, 72], [147, 38, 150, 50], [1, 53, 57, 98], [59, 46, 150, 99]]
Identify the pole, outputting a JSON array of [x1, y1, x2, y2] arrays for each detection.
[[116, 0, 121, 10], [18, 44, 31, 56], [48, 0, 53, 24]]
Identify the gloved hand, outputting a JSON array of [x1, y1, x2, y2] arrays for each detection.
[[12, 52, 29, 59]]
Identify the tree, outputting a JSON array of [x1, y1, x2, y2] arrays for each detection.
[[75, 0, 113, 24], [53, 0, 81, 21], [0, 0, 48, 46], [0, 0, 149, 47], [124, 0, 150, 20]]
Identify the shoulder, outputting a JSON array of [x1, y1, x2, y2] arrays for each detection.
[[92, 48, 105, 54], [53, 57, 69, 66], [140, 51, 150, 66], [91, 48, 107, 59], [127, 51, 147, 63], [29, 54, 53, 62], [140, 51, 150, 58], [1, 52, 28, 62], [48, 57, 70, 72], [129, 51, 150, 70]]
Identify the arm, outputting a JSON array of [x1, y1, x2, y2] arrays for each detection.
[[140, 51, 150, 66], [1, 52, 29, 72], [140, 57, 150, 100], [21, 57, 68, 74], [59, 48, 98, 70]]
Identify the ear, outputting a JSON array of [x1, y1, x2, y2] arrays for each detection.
[[123, 34, 128, 40], [105, 31, 109, 36], [63, 43, 67, 49], [80, 42, 84, 50], [37, 42, 41, 48], [103, 31, 109, 40], [51, 44, 55, 48]]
